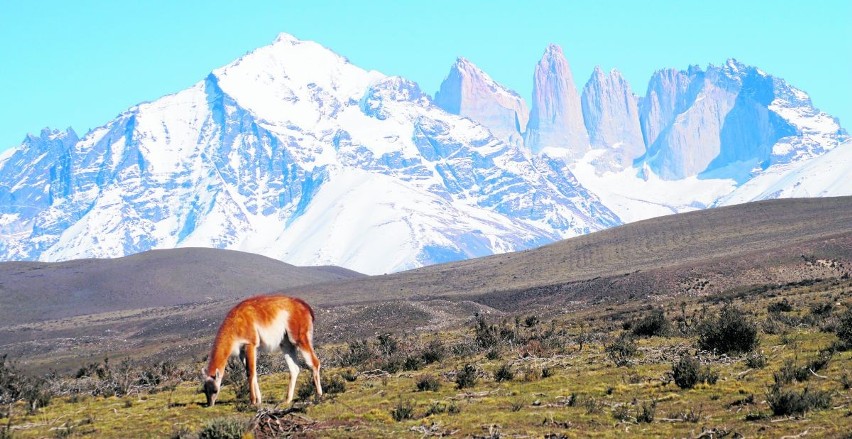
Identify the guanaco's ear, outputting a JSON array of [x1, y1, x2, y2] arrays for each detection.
[[201, 368, 207, 380], [214, 369, 221, 381]]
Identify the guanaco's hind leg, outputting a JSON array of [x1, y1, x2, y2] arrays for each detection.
[[299, 345, 322, 397], [281, 340, 300, 404], [244, 344, 261, 405]]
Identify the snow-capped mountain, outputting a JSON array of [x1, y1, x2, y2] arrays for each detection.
[[434, 57, 528, 146], [438, 55, 847, 223], [0, 34, 847, 274], [0, 33, 618, 275], [638, 60, 817, 181]]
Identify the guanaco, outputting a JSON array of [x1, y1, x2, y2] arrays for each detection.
[[202, 295, 322, 407]]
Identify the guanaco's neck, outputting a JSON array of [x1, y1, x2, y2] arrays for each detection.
[[206, 323, 237, 377]]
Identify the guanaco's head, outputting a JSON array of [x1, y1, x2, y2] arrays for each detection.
[[201, 368, 222, 407]]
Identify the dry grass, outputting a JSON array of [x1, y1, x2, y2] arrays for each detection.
[[2, 277, 850, 438]]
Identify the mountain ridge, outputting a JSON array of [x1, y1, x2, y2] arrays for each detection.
[[0, 33, 847, 273]]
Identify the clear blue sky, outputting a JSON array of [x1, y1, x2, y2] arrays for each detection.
[[1, 0, 850, 152]]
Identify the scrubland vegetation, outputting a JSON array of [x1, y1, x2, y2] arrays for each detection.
[[1, 276, 850, 437]]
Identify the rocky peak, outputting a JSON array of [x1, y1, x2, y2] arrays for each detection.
[[581, 67, 644, 167], [24, 127, 78, 147], [525, 43, 590, 158], [434, 57, 528, 144]]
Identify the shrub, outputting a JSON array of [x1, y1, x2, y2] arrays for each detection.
[[340, 368, 358, 382], [510, 399, 525, 412], [0, 355, 51, 413], [672, 355, 719, 390], [774, 360, 805, 385], [636, 400, 656, 423], [837, 308, 852, 349], [631, 308, 671, 337], [494, 364, 514, 382], [672, 356, 700, 389], [380, 356, 403, 373], [421, 338, 446, 364], [324, 375, 346, 395], [583, 397, 602, 414], [700, 367, 719, 385], [810, 301, 833, 316], [774, 350, 832, 386], [767, 298, 794, 313], [474, 314, 498, 349], [391, 399, 414, 421], [524, 315, 540, 327], [296, 377, 326, 401], [519, 366, 541, 382], [766, 386, 831, 416], [612, 404, 631, 422], [446, 401, 461, 414], [197, 417, 247, 439], [566, 393, 578, 407], [425, 401, 447, 416], [697, 305, 759, 354], [415, 375, 440, 392], [485, 349, 501, 361], [403, 356, 423, 371], [455, 364, 478, 389], [745, 351, 767, 369], [377, 333, 399, 356], [606, 334, 638, 367], [340, 339, 373, 367], [672, 406, 702, 423]]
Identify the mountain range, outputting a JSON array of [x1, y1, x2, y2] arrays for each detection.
[[0, 33, 848, 274]]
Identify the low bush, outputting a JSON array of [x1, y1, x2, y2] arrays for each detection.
[[774, 351, 832, 386], [612, 404, 631, 422], [455, 364, 478, 389], [631, 308, 671, 337], [636, 400, 656, 423], [339, 339, 374, 368], [376, 333, 399, 357], [605, 334, 638, 367], [672, 355, 718, 389], [837, 308, 852, 349], [197, 417, 247, 439], [524, 315, 540, 328], [421, 338, 446, 364], [415, 375, 440, 392], [473, 314, 499, 349], [391, 399, 414, 421], [767, 298, 794, 313], [494, 364, 514, 382], [766, 386, 831, 416], [745, 351, 767, 369], [403, 356, 423, 371], [324, 375, 346, 395], [296, 377, 326, 401], [672, 356, 700, 389], [0, 355, 52, 413], [697, 305, 759, 354]]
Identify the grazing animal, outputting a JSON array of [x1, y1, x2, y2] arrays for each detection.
[[202, 295, 322, 407]]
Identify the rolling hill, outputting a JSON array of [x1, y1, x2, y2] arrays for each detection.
[[1, 196, 850, 371], [0, 247, 362, 326]]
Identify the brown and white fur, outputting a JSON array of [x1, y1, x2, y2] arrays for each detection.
[[202, 295, 322, 407]]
